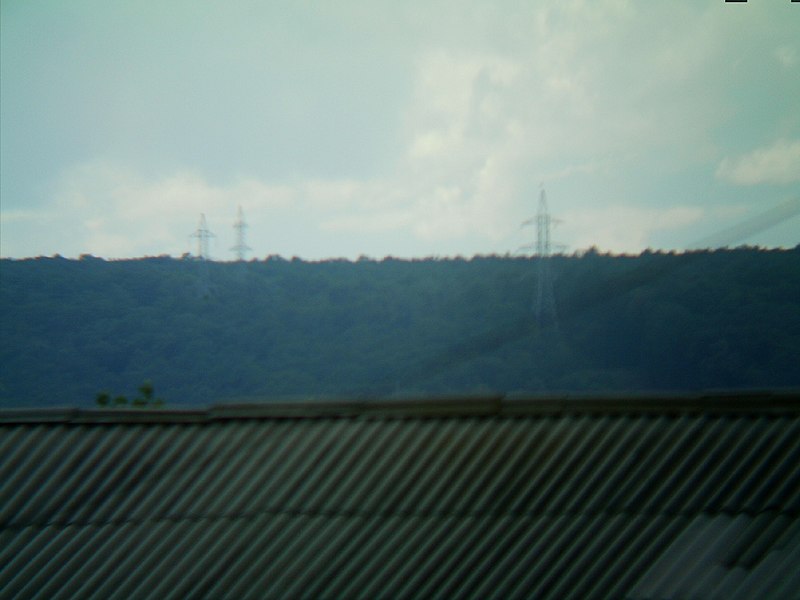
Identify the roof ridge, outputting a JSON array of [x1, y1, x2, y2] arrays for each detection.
[[2, 391, 800, 423]]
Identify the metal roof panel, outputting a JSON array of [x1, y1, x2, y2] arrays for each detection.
[[1, 393, 798, 599]]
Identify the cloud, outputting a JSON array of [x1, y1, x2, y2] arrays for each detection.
[[3, 1, 797, 259], [43, 161, 299, 258], [775, 45, 798, 69], [320, 210, 414, 235], [0, 209, 58, 224], [44, 159, 509, 258], [560, 205, 705, 254], [403, 49, 524, 198], [716, 140, 800, 186]]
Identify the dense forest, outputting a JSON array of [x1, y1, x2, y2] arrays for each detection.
[[1, 247, 799, 408]]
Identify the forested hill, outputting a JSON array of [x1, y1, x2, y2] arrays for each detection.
[[1, 248, 799, 408]]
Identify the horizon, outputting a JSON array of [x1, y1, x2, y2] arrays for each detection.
[[3, 242, 797, 264]]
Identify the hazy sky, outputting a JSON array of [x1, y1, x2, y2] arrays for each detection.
[[2, 0, 798, 259]]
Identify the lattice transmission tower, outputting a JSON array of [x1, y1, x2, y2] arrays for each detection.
[[189, 213, 215, 296], [231, 206, 252, 261], [190, 213, 215, 260], [524, 187, 560, 328]]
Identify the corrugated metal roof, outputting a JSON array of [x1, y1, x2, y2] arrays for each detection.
[[1, 393, 799, 599]]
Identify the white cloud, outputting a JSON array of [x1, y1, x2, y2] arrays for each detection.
[[0, 209, 58, 224], [406, 51, 521, 165], [320, 210, 414, 235], [716, 140, 800, 185], [44, 158, 512, 258], [42, 161, 300, 258], [775, 45, 798, 69], [561, 205, 705, 254], [3, 1, 797, 259]]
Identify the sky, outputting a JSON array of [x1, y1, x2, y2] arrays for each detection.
[[1, 0, 799, 260]]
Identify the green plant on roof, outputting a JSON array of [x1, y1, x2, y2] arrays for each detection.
[[96, 381, 165, 408], [139, 380, 154, 400]]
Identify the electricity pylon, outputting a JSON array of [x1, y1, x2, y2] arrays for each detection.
[[190, 213, 215, 260], [190, 213, 215, 296], [523, 187, 560, 328], [231, 206, 252, 261]]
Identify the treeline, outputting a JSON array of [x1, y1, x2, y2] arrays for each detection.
[[1, 247, 798, 407]]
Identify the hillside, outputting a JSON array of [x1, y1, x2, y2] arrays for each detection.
[[1, 248, 799, 407]]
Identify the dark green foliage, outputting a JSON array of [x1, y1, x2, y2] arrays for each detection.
[[1, 248, 798, 407], [138, 380, 154, 401], [97, 381, 164, 408]]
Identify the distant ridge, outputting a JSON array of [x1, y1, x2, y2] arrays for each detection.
[[1, 247, 799, 407]]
